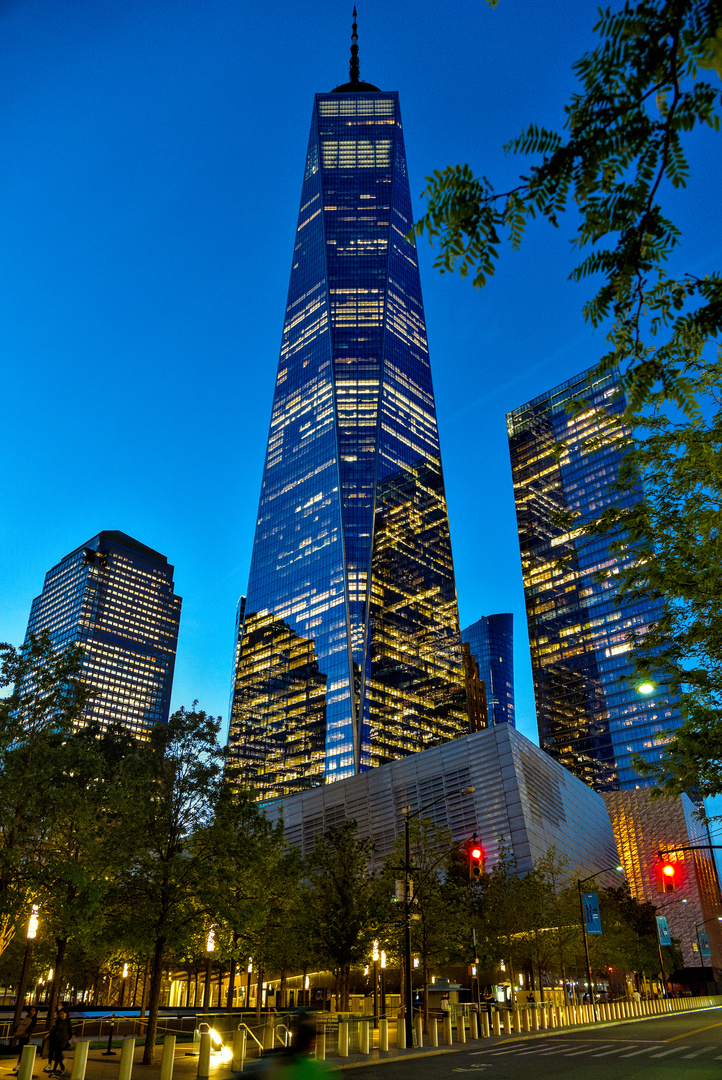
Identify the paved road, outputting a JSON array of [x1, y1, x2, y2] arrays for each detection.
[[346, 1008, 722, 1078]]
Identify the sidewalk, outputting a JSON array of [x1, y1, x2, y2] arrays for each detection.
[[6, 1001, 722, 1079]]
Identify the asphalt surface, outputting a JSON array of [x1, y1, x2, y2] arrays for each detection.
[[343, 1008, 722, 1078]]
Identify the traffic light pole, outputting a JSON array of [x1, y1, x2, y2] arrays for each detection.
[[577, 881, 596, 1019]]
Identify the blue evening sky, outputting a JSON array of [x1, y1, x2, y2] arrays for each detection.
[[1, 0, 719, 745]]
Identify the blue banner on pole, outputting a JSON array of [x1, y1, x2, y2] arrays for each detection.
[[583, 892, 602, 935], [700, 930, 711, 958], [656, 915, 671, 946]]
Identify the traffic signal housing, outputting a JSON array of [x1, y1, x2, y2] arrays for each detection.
[[656, 859, 677, 893], [469, 838, 485, 881]]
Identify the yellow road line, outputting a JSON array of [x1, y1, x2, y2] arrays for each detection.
[[665, 1021, 722, 1042]]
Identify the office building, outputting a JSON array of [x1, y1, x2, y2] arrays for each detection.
[[263, 722, 621, 879], [507, 367, 682, 790], [605, 789, 722, 972], [25, 530, 181, 736], [461, 613, 515, 727], [228, 32, 466, 798]]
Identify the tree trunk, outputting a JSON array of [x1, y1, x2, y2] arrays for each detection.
[[255, 967, 262, 1022], [140, 957, 150, 1018], [422, 955, 429, 1032], [279, 967, 286, 1011], [44, 937, 68, 1056], [132, 963, 141, 1007], [141, 937, 166, 1065], [226, 958, 237, 1010]]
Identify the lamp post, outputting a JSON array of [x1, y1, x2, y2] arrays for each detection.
[[245, 959, 252, 1011], [12, 905, 39, 1037], [380, 951, 386, 1019], [372, 941, 379, 1028], [203, 927, 215, 1014], [402, 786, 475, 1048], [577, 865, 624, 1021]]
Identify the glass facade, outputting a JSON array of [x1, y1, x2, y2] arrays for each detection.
[[228, 87, 466, 799], [25, 530, 182, 736], [507, 367, 682, 790], [461, 613, 515, 727]]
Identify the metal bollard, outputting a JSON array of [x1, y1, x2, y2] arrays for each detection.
[[443, 1014, 453, 1045], [263, 1018, 274, 1052], [70, 1040, 90, 1080], [360, 1021, 371, 1055], [480, 1011, 490, 1038], [491, 1011, 501, 1036], [338, 1020, 349, 1057], [397, 1016, 406, 1050], [456, 1014, 466, 1044], [379, 1019, 388, 1052], [521, 1008, 530, 1033], [18, 1046, 36, 1080], [469, 1010, 478, 1040], [315, 1027, 325, 1061], [119, 1038, 136, 1080], [428, 1017, 438, 1047], [502, 1011, 511, 1035], [414, 1015, 423, 1048], [540, 1007, 547, 1030], [232, 1028, 246, 1072], [160, 1035, 175, 1080], [103, 1014, 117, 1056]]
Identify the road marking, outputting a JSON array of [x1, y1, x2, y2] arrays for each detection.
[[650, 1046, 690, 1057], [665, 1020, 722, 1042], [564, 1045, 614, 1056], [682, 1047, 715, 1058], [620, 1045, 664, 1057], [591, 1045, 638, 1057]]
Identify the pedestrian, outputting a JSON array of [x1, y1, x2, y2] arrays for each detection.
[[11, 1007, 39, 1072], [441, 993, 451, 1014], [632, 989, 641, 1004], [46, 1007, 73, 1076]]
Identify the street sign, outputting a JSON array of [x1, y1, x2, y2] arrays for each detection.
[[583, 892, 602, 934], [656, 915, 672, 946]]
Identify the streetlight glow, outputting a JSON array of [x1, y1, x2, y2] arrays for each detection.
[[206, 926, 215, 953], [637, 681, 655, 695], [27, 905, 39, 940], [372, 940, 379, 962], [380, 951, 386, 970]]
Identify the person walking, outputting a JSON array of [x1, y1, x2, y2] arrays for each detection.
[[46, 1008, 73, 1076], [11, 1007, 39, 1072]]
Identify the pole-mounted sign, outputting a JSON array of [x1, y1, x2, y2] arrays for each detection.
[[583, 892, 602, 935], [656, 915, 672, 946]]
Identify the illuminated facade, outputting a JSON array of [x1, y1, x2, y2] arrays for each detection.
[[228, 68, 466, 798], [461, 613, 515, 727], [605, 789, 722, 972], [507, 368, 682, 790], [25, 530, 181, 736]]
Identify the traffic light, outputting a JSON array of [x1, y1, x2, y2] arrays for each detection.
[[656, 859, 676, 893], [469, 837, 484, 881]]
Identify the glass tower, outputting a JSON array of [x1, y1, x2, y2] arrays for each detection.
[[507, 367, 682, 790], [461, 613, 515, 727], [25, 530, 182, 736], [228, 62, 467, 799]]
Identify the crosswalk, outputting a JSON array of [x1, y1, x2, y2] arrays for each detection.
[[468, 1038, 722, 1062]]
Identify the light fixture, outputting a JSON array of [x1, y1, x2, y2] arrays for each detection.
[[122, 963, 128, 979], [637, 682, 655, 695], [27, 905, 39, 940], [247, 959, 253, 974], [372, 940, 379, 962], [380, 951, 386, 970], [206, 927, 215, 953]]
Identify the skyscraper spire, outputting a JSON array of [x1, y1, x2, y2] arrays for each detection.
[[350, 7, 360, 86]]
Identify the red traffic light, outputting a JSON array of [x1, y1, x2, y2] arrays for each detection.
[[656, 858, 677, 893], [662, 864, 675, 877], [469, 839, 484, 881]]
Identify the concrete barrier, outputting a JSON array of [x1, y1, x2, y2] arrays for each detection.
[[540, 1006, 547, 1030], [120, 1039, 136, 1080], [18, 1046, 35, 1080], [338, 1021, 349, 1057], [414, 1015, 423, 1049], [159, 1035, 175, 1080], [443, 1014, 453, 1045], [491, 1011, 501, 1036], [502, 1011, 512, 1035], [397, 1016, 406, 1050], [315, 1027, 325, 1061], [480, 1012, 490, 1038], [469, 1011, 478, 1040], [429, 1017, 438, 1047], [359, 1021, 370, 1055], [456, 1014, 466, 1044], [70, 1040, 90, 1080], [379, 1019, 388, 1052]]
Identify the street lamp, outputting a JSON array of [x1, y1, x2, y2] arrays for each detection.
[[402, 785, 475, 1047], [577, 865, 624, 1020], [12, 905, 39, 1036], [372, 940, 379, 1029], [380, 951, 386, 1020], [203, 926, 215, 1014]]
